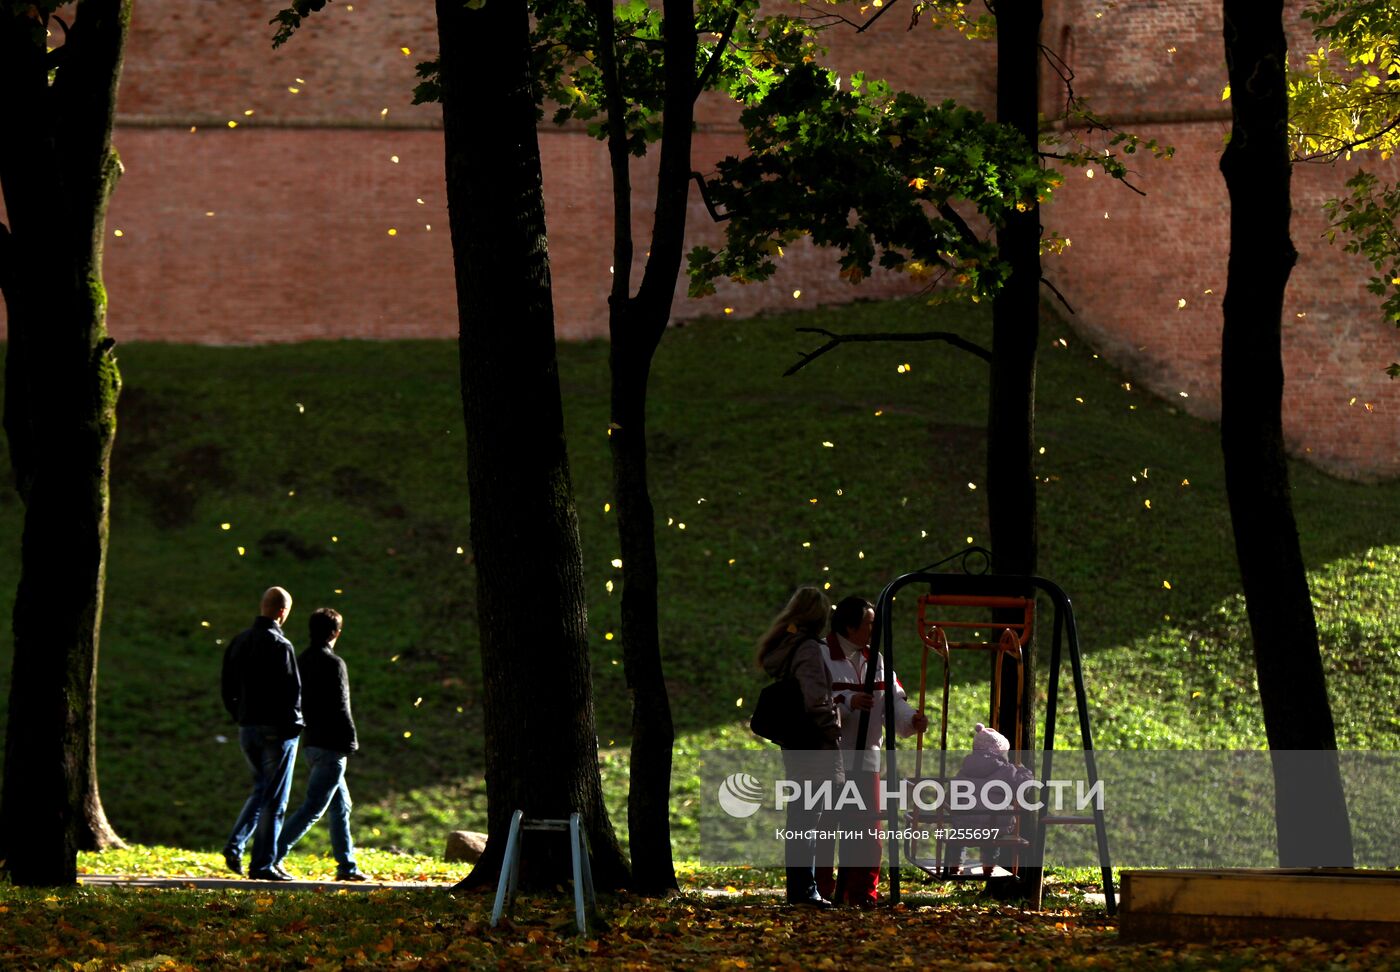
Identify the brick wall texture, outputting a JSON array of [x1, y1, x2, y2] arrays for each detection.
[[1, 0, 1396, 478]]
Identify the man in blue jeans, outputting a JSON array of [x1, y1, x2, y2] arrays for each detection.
[[274, 607, 367, 881], [221, 586, 303, 881]]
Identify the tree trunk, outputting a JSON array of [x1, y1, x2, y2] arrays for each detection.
[[986, 1, 1041, 755], [436, 0, 627, 891], [0, 0, 129, 887], [1219, 0, 1353, 867], [590, 0, 696, 894], [985, 0, 1042, 903]]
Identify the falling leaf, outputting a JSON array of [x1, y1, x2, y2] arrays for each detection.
[[1162, 580, 1172, 590], [605, 632, 614, 641], [403, 731, 411, 739], [413, 697, 423, 707], [727, 558, 735, 565], [735, 697, 743, 707], [1085, 167, 1095, 179], [455, 546, 464, 555], [874, 410, 884, 416], [296, 402, 305, 413], [236, 546, 245, 556], [113, 229, 124, 237], [387, 228, 398, 236], [201, 621, 211, 628], [1038, 446, 1046, 455], [227, 120, 238, 128], [966, 536, 974, 544], [1181, 479, 1190, 486], [792, 289, 802, 299], [220, 522, 232, 531], [678, 522, 687, 530], [287, 86, 300, 94], [1179, 391, 1189, 398], [400, 46, 412, 55], [611, 558, 623, 568], [605, 580, 614, 593], [243, 109, 255, 116], [822, 441, 834, 448], [724, 307, 734, 315], [967, 482, 977, 490], [1144, 499, 1152, 509], [380, 107, 389, 117], [809, 498, 819, 504], [802, 541, 811, 548], [858, 551, 865, 559], [332, 535, 339, 542]]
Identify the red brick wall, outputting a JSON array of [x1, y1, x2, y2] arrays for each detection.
[[1042, 0, 1400, 479], [2, 1, 1396, 477]]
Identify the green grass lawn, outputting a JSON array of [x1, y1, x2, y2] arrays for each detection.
[[0, 296, 1397, 862]]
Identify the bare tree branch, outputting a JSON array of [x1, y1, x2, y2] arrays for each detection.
[[856, 0, 902, 33], [783, 325, 992, 376], [1040, 275, 1075, 315]]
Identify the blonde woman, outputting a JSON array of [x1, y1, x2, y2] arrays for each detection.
[[757, 585, 841, 908]]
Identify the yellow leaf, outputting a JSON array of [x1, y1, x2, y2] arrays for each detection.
[[1221, 83, 1231, 100]]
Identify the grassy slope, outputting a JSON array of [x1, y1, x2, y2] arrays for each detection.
[[0, 297, 1396, 860]]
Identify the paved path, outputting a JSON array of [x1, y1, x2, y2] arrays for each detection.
[[79, 875, 457, 892]]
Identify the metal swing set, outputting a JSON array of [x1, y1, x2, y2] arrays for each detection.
[[852, 548, 1117, 913]]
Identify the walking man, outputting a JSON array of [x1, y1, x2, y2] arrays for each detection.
[[221, 586, 303, 881], [274, 607, 367, 881]]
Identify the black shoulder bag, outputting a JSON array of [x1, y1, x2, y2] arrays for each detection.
[[750, 640, 820, 748]]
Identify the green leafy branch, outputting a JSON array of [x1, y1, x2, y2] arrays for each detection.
[[1324, 170, 1400, 376], [686, 63, 1055, 302]]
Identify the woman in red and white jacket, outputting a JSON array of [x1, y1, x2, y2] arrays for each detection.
[[817, 595, 928, 907]]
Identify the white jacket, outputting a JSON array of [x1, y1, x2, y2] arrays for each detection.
[[823, 633, 922, 771]]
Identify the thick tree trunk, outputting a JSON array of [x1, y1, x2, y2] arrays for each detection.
[[590, 0, 696, 894], [0, 0, 129, 887], [436, 0, 627, 891], [1220, 0, 1353, 867], [985, 1, 1042, 904], [986, 1, 1041, 755]]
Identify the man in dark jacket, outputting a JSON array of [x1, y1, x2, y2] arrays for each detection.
[[273, 607, 367, 881], [221, 586, 303, 881]]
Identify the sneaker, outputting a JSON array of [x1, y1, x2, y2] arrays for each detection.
[[273, 864, 296, 880], [221, 846, 244, 876], [248, 867, 293, 882], [336, 870, 369, 882]]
